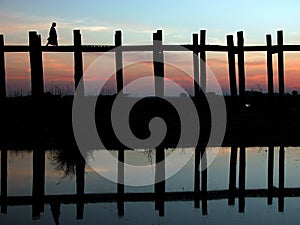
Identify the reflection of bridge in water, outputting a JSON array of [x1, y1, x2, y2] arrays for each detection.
[[0, 146, 296, 220]]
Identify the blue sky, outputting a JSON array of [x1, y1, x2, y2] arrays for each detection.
[[1, 0, 300, 45]]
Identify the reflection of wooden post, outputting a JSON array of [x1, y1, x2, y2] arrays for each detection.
[[1, 149, 8, 213], [238, 147, 246, 213], [228, 146, 238, 205], [193, 33, 200, 98], [0, 34, 6, 99], [73, 30, 85, 95], [153, 30, 164, 97], [227, 35, 237, 98], [29, 31, 44, 98], [76, 155, 85, 220], [155, 147, 165, 216], [266, 35, 274, 97], [267, 146, 274, 205], [237, 31, 245, 98], [278, 146, 285, 212], [117, 149, 125, 217], [194, 145, 201, 208], [201, 147, 207, 215], [50, 201, 61, 225], [115, 30, 124, 94], [32, 149, 45, 219], [200, 30, 206, 93], [277, 31, 284, 96]]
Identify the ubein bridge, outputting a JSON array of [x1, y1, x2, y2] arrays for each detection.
[[0, 146, 295, 219], [0, 29, 298, 98]]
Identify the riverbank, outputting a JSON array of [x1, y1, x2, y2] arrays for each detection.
[[1, 95, 300, 149]]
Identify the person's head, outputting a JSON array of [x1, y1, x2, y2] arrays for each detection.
[[52, 22, 56, 27]]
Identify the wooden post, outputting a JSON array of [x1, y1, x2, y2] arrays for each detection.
[[29, 31, 44, 98], [194, 145, 201, 208], [155, 146, 165, 216], [117, 149, 125, 217], [153, 30, 164, 97], [201, 148, 208, 215], [1, 149, 7, 214], [266, 35, 274, 97], [73, 30, 85, 95], [237, 31, 245, 98], [76, 155, 85, 220], [278, 146, 285, 212], [200, 30, 206, 93], [193, 33, 200, 98], [277, 30, 285, 96], [0, 35, 6, 99], [227, 35, 237, 97], [267, 146, 274, 205], [238, 146, 246, 213], [115, 30, 124, 94], [228, 146, 238, 205], [32, 149, 45, 219]]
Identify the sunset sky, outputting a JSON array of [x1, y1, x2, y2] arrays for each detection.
[[1, 0, 300, 96]]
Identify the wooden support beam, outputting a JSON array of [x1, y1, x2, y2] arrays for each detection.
[[115, 30, 124, 94], [266, 35, 274, 97], [0, 35, 6, 99], [200, 30, 207, 93], [237, 31, 245, 98], [153, 30, 164, 97], [73, 30, 85, 95], [29, 31, 44, 98], [226, 35, 237, 97], [277, 31, 285, 96], [192, 33, 200, 98]]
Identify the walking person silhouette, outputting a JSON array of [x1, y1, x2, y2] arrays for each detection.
[[46, 22, 58, 46]]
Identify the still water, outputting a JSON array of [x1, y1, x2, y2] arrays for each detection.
[[0, 147, 300, 225]]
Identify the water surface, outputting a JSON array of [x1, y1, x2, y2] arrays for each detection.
[[0, 147, 300, 225]]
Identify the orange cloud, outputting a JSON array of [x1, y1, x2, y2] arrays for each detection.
[[3, 51, 300, 96]]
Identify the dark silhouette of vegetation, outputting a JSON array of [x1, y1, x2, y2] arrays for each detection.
[[1, 94, 300, 148]]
